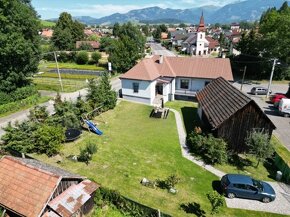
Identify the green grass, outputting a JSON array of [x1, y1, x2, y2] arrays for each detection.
[[0, 95, 51, 118], [93, 206, 126, 217], [40, 20, 56, 27], [39, 61, 106, 71], [32, 101, 286, 217], [165, 100, 199, 134], [272, 135, 290, 167], [33, 77, 87, 92], [35, 72, 99, 80]]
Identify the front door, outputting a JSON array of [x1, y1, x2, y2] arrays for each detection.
[[156, 84, 163, 95]]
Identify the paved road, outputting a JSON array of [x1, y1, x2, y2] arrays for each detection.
[[149, 43, 177, 56], [0, 77, 121, 137], [233, 82, 290, 151]]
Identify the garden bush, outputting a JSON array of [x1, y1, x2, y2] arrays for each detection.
[[0, 86, 38, 105], [79, 142, 98, 165], [207, 191, 224, 214], [76, 51, 89, 65], [91, 51, 102, 64], [187, 131, 228, 165]]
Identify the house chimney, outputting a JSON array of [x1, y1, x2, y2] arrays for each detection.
[[222, 53, 226, 58], [21, 153, 25, 159], [159, 55, 164, 64]]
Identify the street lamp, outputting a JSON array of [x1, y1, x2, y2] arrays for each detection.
[[53, 51, 64, 92], [266, 58, 280, 98]]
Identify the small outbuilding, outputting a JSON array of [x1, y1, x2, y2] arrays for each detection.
[[196, 77, 276, 153], [0, 156, 99, 217]]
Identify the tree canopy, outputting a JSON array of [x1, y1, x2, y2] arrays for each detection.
[[51, 12, 85, 50], [236, 2, 290, 80], [0, 0, 41, 92], [108, 22, 145, 73]]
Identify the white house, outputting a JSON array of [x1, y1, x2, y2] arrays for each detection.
[[120, 55, 233, 105]]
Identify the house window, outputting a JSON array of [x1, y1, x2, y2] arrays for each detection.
[[180, 79, 189, 89], [200, 34, 202, 39], [204, 50, 207, 55], [133, 82, 139, 93]]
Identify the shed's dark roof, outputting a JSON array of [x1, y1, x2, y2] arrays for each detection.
[[196, 77, 275, 129], [17, 157, 83, 179]]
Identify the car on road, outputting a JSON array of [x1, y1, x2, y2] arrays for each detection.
[[279, 98, 290, 117], [250, 87, 271, 95], [270, 93, 287, 107], [221, 174, 276, 203]]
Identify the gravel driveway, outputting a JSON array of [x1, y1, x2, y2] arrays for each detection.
[[225, 181, 290, 215]]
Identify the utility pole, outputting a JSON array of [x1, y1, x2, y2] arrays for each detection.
[[240, 65, 247, 91], [54, 51, 64, 92], [266, 59, 277, 98]]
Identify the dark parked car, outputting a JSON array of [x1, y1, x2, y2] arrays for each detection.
[[221, 174, 276, 203], [250, 87, 271, 95]]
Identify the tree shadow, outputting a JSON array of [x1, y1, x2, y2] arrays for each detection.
[[181, 107, 201, 135], [228, 154, 252, 171], [263, 157, 278, 180], [155, 179, 168, 189], [180, 202, 206, 217]]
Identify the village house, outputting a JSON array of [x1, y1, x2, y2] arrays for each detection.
[[196, 77, 276, 152], [120, 55, 233, 105], [0, 156, 99, 217], [76, 41, 100, 50], [40, 28, 53, 39]]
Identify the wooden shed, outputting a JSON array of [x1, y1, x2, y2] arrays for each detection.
[[196, 77, 276, 153]]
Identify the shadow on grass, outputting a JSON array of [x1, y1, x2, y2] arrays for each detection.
[[180, 202, 206, 217], [228, 154, 253, 171], [263, 157, 278, 180], [181, 107, 201, 135], [212, 180, 223, 195]]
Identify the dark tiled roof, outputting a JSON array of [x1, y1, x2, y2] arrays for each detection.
[[196, 77, 274, 129]]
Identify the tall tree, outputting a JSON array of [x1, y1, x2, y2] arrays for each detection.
[[108, 22, 145, 73], [52, 12, 85, 50], [0, 0, 41, 92]]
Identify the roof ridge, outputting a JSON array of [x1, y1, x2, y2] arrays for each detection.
[[3, 156, 61, 178], [163, 56, 176, 77]]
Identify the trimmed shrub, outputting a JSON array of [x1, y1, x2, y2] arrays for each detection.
[[78, 142, 98, 165], [76, 51, 89, 65], [187, 132, 228, 165]]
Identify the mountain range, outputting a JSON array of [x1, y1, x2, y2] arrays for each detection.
[[48, 0, 289, 25]]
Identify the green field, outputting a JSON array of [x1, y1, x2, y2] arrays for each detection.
[[40, 20, 56, 27], [32, 101, 286, 217], [33, 77, 88, 92], [39, 61, 106, 71]]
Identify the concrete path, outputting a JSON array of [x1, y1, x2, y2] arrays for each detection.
[[170, 108, 225, 178], [170, 108, 290, 215]]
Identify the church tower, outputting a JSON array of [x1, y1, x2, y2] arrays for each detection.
[[196, 12, 208, 56]]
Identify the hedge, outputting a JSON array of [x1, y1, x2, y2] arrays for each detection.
[[274, 153, 290, 183], [95, 187, 171, 217]]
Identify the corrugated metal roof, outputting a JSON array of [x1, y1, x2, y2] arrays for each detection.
[[48, 180, 99, 217]]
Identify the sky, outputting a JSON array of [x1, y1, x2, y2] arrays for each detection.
[[31, 0, 239, 19]]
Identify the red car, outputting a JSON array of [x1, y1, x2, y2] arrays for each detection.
[[271, 94, 287, 107]]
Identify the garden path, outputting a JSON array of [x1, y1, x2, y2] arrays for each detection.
[[170, 108, 226, 178]]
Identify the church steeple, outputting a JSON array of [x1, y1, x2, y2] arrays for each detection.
[[197, 11, 205, 32]]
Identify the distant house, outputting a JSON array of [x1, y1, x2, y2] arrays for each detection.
[[230, 22, 240, 31], [161, 32, 169, 39], [76, 41, 100, 50], [0, 156, 99, 217], [196, 77, 276, 152], [120, 55, 233, 105], [41, 28, 53, 39]]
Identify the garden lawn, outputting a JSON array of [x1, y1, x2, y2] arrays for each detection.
[[39, 61, 106, 71], [33, 101, 287, 217], [33, 77, 87, 92]]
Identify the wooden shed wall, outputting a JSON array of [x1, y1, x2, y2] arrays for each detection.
[[216, 102, 274, 153]]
